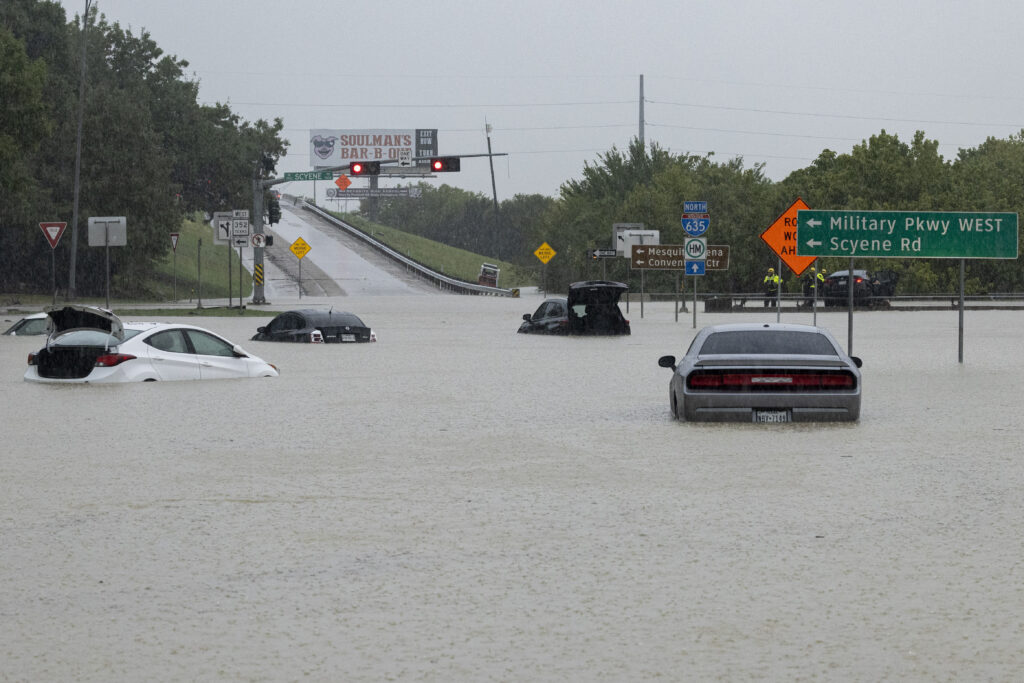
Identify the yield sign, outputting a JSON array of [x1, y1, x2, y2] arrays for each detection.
[[39, 222, 68, 249], [334, 174, 352, 191], [170, 232, 180, 251], [760, 197, 816, 276]]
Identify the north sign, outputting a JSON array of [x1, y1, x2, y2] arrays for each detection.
[[796, 210, 1018, 259]]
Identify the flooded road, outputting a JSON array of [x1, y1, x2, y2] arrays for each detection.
[[3, 296, 1023, 681]]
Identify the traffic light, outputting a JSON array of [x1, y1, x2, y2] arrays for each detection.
[[349, 161, 381, 175], [429, 156, 460, 172], [267, 195, 281, 225]]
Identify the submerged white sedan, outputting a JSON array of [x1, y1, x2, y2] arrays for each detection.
[[658, 322, 862, 423], [24, 305, 279, 383]]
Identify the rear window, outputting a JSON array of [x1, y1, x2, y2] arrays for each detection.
[[52, 329, 143, 346], [700, 330, 838, 356]]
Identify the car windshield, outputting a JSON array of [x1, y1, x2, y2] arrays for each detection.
[[51, 328, 144, 347], [700, 330, 838, 356]]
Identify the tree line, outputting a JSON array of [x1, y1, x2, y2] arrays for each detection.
[[372, 133, 1024, 296], [1, 0, 286, 297]]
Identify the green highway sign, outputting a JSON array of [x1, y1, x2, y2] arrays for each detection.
[[284, 170, 333, 181], [797, 210, 1018, 259]]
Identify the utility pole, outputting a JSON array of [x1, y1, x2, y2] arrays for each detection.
[[68, 0, 92, 299], [486, 122, 501, 260], [639, 74, 645, 148]]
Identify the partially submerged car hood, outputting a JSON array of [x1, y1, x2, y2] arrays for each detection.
[[567, 280, 629, 307], [45, 305, 125, 340]]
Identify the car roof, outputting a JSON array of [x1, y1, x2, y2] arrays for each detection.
[[278, 309, 365, 326], [700, 322, 829, 334]]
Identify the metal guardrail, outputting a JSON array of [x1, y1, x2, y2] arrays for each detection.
[[300, 201, 518, 297]]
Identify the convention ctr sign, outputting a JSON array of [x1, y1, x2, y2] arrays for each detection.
[[310, 129, 438, 167], [797, 210, 1018, 259]]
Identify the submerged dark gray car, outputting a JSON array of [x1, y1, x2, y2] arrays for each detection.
[[658, 322, 862, 422], [252, 309, 376, 343], [518, 281, 630, 335]]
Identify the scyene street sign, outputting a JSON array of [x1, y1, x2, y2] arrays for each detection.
[[796, 210, 1019, 259], [284, 170, 332, 181]]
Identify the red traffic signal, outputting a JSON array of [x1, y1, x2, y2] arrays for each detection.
[[349, 161, 380, 175], [429, 156, 460, 172]]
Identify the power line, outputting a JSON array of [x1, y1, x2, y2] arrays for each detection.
[[646, 98, 1024, 129]]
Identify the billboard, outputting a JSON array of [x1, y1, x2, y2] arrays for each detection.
[[309, 129, 438, 168]]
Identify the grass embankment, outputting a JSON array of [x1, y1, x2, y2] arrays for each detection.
[[327, 210, 536, 288], [149, 215, 253, 302]]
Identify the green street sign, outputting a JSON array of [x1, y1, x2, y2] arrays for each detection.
[[284, 170, 333, 181], [796, 210, 1018, 259]]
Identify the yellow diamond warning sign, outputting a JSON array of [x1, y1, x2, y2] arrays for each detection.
[[290, 237, 311, 259], [534, 242, 556, 264]]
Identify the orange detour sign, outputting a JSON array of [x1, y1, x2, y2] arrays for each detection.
[[761, 197, 817, 276]]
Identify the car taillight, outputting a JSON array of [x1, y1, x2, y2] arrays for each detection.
[[688, 371, 856, 390], [94, 353, 136, 367], [854, 277, 864, 283], [27, 352, 37, 366]]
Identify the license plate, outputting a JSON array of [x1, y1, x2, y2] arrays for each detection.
[[754, 409, 791, 423], [341, 334, 356, 342]]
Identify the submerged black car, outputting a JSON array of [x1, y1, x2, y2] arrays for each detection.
[[821, 269, 899, 307], [252, 309, 377, 343], [518, 281, 631, 335]]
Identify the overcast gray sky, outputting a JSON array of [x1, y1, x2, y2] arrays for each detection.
[[58, 0, 1024, 201]]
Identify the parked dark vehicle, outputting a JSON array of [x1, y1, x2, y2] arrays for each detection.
[[518, 281, 630, 335], [821, 269, 899, 307], [252, 309, 376, 343]]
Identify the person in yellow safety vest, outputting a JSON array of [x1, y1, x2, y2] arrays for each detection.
[[763, 267, 782, 307], [802, 266, 826, 307]]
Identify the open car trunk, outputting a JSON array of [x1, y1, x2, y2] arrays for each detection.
[[566, 281, 630, 335]]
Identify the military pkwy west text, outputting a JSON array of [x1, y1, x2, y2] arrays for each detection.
[[796, 210, 1018, 259]]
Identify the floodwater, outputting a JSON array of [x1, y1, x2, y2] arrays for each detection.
[[3, 294, 1023, 681]]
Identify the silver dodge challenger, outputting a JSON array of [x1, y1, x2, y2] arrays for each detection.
[[658, 322, 862, 422]]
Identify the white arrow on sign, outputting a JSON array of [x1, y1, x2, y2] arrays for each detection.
[[806, 239, 823, 248], [806, 218, 822, 228]]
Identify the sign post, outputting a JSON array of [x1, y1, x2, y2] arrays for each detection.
[[40, 222, 67, 306], [290, 237, 311, 299], [534, 242, 556, 294], [170, 232, 179, 302], [87, 216, 127, 310]]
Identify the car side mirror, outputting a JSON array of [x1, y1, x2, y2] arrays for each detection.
[[851, 356, 862, 368], [232, 344, 249, 358], [257, 326, 266, 333], [523, 314, 532, 321], [658, 355, 676, 369]]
